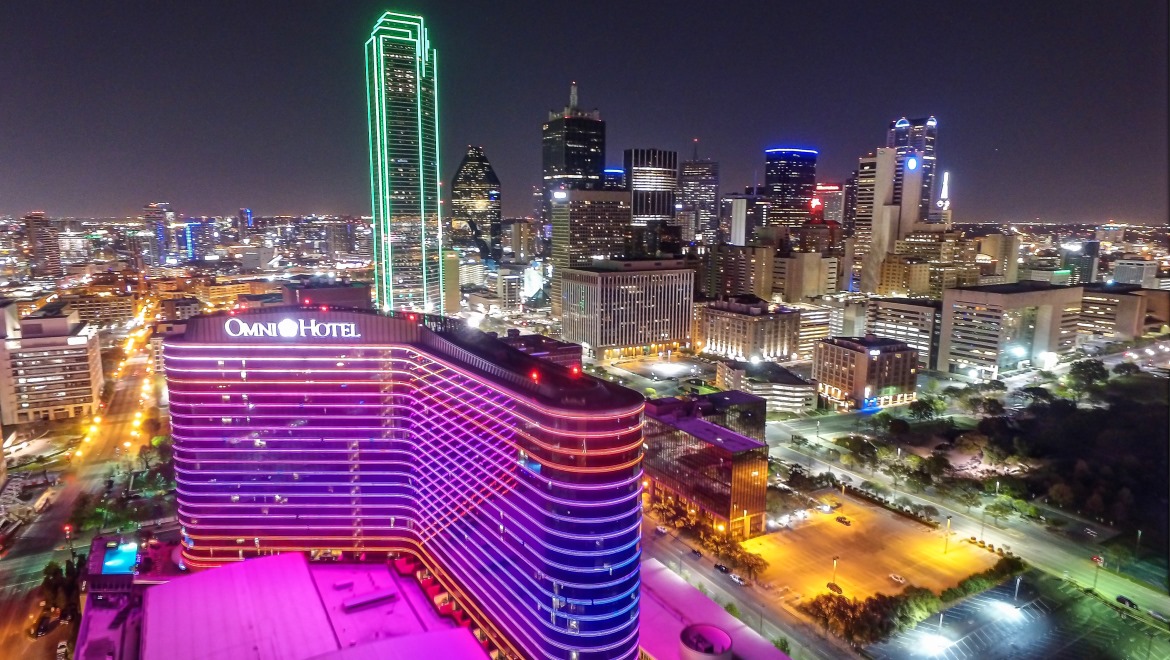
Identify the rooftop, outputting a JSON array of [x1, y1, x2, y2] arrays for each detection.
[[723, 360, 811, 386], [821, 336, 912, 353], [948, 281, 1079, 295], [639, 558, 790, 660], [646, 403, 766, 454], [872, 297, 943, 309], [138, 553, 480, 660], [25, 300, 72, 319], [568, 258, 690, 273]]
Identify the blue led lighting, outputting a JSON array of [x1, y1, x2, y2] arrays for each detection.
[[604, 168, 625, 173], [906, 157, 919, 171], [764, 147, 818, 155], [894, 118, 910, 127]]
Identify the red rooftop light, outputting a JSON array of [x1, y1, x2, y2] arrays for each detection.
[[530, 370, 539, 383]]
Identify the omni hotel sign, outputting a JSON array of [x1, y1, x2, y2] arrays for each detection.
[[224, 317, 362, 339]]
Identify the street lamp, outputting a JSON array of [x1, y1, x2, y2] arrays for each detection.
[[831, 555, 840, 586], [816, 420, 821, 439], [943, 516, 953, 554], [995, 480, 1000, 496]]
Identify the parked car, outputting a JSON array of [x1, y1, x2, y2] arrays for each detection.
[[1091, 555, 1104, 566], [1117, 595, 1139, 610], [31, 614, 50, 637], [714, 563, 729, 573], [730, 574, 747, 586], [889, 574, 906, 584], [690, 549, 703, 558], [827, 583, 843, 594], [835, 516, 852, 526], [655, 525, 669, 535], [1149, 610, 1170, 624]]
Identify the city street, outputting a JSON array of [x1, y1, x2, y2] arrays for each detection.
[[0, 352, 153, 658]]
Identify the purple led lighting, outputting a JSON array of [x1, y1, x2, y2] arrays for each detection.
[[165, 308, 644, 660]]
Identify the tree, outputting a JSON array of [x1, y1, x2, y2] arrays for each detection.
[[924, 454, 951, 477], [69, 492, 94, 532], [723, 602, 741, 619], [908, 399, 937, 421], [739, 552, 769, 581], [981, 398, 1006, 416], [1017, 386, 1054, 405], [772, 638, 791, 654], [951, 482, 983, 512], [1047, 482, 1075, 508], [137, 444, 160, 471], [984, 499, 1015, 525], [1067, 359, 1109, 398], [921, 505, 940, 519]]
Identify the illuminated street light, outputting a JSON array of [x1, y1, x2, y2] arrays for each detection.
[[123, 441, 132, 448], [943, 516, 953, 554]]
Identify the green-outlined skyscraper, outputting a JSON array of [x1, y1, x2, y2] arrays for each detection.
[[366, 12, 443, 313]]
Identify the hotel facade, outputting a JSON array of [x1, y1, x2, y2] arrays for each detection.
[[164, 307, 645, 660]]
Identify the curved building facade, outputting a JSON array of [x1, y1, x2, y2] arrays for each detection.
[[164, 308, 644, 659]]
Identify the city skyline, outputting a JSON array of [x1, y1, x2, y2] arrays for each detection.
[[0, 2, 1165, 224]]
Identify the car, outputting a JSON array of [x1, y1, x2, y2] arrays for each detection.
[[889, 573, 906, 584], [827, 582, 843, 594], [655, 525, 669, 535], [690, 549, 703, 558], [730, 574, 747, 586], [31, 613, 50, 637], [1091, 555, 1104, 565], [1117, 595, 1139, 610], [835, 516, 851, 526], [1149, 610, 1170, 623], [714, 563, 729, 573]]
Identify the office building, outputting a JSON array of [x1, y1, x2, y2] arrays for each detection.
[[763, 148, 818, 228], [855, 148, 927, 292], [1078, 283, 1151, 340], [1060, 240, 1100, 285], [57, 292, 137, 327], [162, 297, 204, 322], [164, 307, 644, 660], [1111, 259, 1159, 288], [974, 233, 1021, 282], [929, 171, 953, 225], [938, 282, 1083, 379], [549, 189, 631, 316], [179, 217, 217, 262], [1020, 267, 1072, 286], [25, 212, 64, 279], [866, 298, 943, 369], [450, 145, 502, 260], [695, 295, 800, 362], [679, 158, 720, 244], [795, 217, 843, 253], [772, 252, 840, 302], [366, 13, 443, 313], [560, 260, 693, 360], [784, 302, 831, 360], [0, 301, 103, 425], [714, 361, 816, 413], [503, 217, 539, 262], [815, 183, 845, 223], [721, 189, 772, 246], [542, 82, 605, 210], [643, 396, 768, 539], [624, 149, 679, 256], [876, 254, 931, 296], [812, 336, 918, 410], [144, 202, 177, 265], [820, 294, 870, 338], [704, 245, 774, 300], [886, 116, 939, 222]]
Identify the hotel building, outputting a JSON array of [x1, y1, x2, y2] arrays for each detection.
[[164, 307, 644, 660], [812, 336, 918, 410], [695, 295, 800, 362]]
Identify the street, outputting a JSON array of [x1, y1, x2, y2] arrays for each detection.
[[0, 352, 152, 658]]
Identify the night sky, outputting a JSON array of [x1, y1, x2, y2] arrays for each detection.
[[1, 1, 1166, 224]]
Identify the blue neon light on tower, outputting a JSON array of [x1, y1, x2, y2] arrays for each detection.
[[763, 147, 818, 227]]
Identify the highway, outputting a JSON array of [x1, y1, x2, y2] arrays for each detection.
[[0, 351, 153, 658]]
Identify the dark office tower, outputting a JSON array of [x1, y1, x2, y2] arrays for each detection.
[[25, 212, 64, 279], [549, 189, 631, 316], [843, 171, 858, 236], [1061, 240, 1100, 284], [236, 208, 253, 238], [366, 12, 443, 313], [450, 145, 502, 260], [624, 148, 679, 256], [679, 157, 720, 245], [541, 82, 605, 210], [602, 168, 627, 190], [763, 148, 818, 228], [143, 202, 175, 265], [886, 116, 938, 222]]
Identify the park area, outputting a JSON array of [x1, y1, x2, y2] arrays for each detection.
[[742, 490, 1000, 604]]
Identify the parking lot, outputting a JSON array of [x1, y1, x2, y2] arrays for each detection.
[[742, 491, 999, 603]]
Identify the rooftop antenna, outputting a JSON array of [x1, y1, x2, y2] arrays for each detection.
[[569, 81, 578, 109], [692, 137, 699, 161]]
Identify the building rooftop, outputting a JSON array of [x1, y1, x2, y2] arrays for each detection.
[[947, 281, 1079, 295], [568, 258, 690, 273], [25, 300, 72, 319], [723, 360, 811, 386], [821, 336, 913, 353], [646, 402, 766, 454], [695, 389, 768, 410], [872, 297, 943, 309], [639, 558, 790, 660], [138, 553, 481, 660]]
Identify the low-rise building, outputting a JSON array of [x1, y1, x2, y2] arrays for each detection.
[[497, 329, 581, 368], [695, 295, 800, 362], [714, 360, 816, 413], [0, 301, 104, 425], [812, 335, 918, 410], [161, 296, 203, 321], [643, 395, 768, 539], [57, 292, 138, 327]]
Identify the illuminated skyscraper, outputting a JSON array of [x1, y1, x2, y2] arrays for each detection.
[[763, 148, 818, 228], [143, 202, 175, 265], [366, 12, 443, 313], [624, 148, 679, 256], [679, 155, 720, 244], [450, 145, 502, 260], [887, 116, 939, 222]]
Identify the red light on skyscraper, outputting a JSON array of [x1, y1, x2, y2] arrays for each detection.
[[530, 370, 539, 383]]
